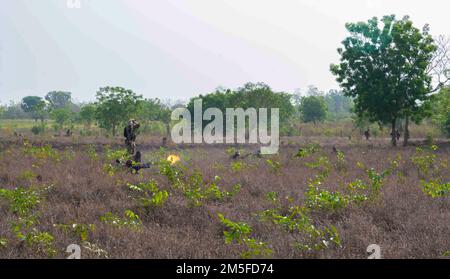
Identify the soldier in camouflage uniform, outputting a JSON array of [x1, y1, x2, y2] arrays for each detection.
[[124, 119, 140, 155]]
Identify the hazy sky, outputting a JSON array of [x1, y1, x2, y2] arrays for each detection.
[[1, 0, 449, 104]]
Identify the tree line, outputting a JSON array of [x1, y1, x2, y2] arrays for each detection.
[[0, 14, 449, 144]]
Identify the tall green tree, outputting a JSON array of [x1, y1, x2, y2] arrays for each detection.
[[50, 107, 72, 132], [331, 15, 437, 146], [95, 87, 143, 136], [299, 95, 327, 124], [21, 96, 47, 122], [139, 98, 172, 136], [324, 89, 353, 120], [78, 104, 97, 129], [45, 91, 72, 110], [431, 87, 450, 136], [186, 82, 295, 134]]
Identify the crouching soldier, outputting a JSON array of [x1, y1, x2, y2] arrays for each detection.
[[124, 119, 140, 155], [116, 152, 152, 174]]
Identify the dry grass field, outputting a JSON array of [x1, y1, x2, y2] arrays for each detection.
[[0, 135, 449, 259]]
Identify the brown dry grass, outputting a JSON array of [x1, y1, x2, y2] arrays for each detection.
[[0, 137, 449, 259]]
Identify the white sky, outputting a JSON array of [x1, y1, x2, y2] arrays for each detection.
[[0, 0, 449, 104]]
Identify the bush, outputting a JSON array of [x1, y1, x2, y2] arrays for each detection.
[[31, 125, 44, 135]]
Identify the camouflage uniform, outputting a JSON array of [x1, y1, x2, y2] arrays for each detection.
[[124, 119, 140, 155]]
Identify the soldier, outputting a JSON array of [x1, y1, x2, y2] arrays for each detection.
[[396, 130, 401, 141], [124, 119, 140, 155], [65, 129, 72, 137], [232, 150, 241, 160], [364, 129, 371, 140]]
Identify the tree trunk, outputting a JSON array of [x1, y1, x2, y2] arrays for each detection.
[[112, 125, 116, 137], [165, 122, 171, 137], [391, 118, 397, 146], [403, 115, 410, 147]]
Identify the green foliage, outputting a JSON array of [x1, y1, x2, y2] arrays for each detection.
[[23, 143, 60, 162], [431, 87, 450, 136], [23, 229, 56, 257], [265, 191, 279, 205], [266, 159, 281, 173], [0, 238, 7, 248], [86, 144, 98, 160], [105, 148, 129, 162], [218, 213, 272, 259], [231, 161, 246, 172], [0, 187, 41, 216], [182, 172, 241, 207], [324, 89, 354, 121], [305, 184, 349, 211], [100, 210, 142, 228], [420, 180, 450, 198], [334, 149, 347, 173], [21, 96, 47, 122], [304, 156, 332, 177], [259, 206, 341, 251], [55, 223, 95, 242], [411, 146, 439, 178], [331, 15, 437, 146], [299, 95, 327, 124], [158, 158, 185, 187], [127, 180, 169, 209], [346, 179, 369, 203], [45, 91, 72, 110], [0, 186, 56, 257], [366, 168, 389, 198], [50, 107, 73, 131], [31, 125, 45, 135], [294, 143, 321, 158], [95, 86, 144, 135], [187, 82, 295, 133], [79, 104, 97, 129]]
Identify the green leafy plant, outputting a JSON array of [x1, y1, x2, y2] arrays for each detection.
[[420, 180, 450, 198], [127, 180, 169, 209], [295, 143, 321, 158], [366, 168, 389, 198], [86, 144, 98, 160], [0, 187, 41, 216], [259, 206, 341, 251], [218, 213, 272, 259], [55, 223, 96, 242], [266, 159, 282, 173], [23, 229, 56, 257], [100, 210, 142, 229], [305, 156, 332, 178], [105, 148, 130, 162], [305, 183, 349, 211], [183, 173, 241, 207], [0, 238, 7, 248], [231, 161, 245, 172], [411, 146, 438, 178], [23, 143, 60, 162]]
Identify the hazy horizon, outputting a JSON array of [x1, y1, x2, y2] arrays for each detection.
[[1, 0, 449, 104]]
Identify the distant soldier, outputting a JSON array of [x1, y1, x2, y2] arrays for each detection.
[[390, 130, 401, 142], [162, 137, 168, 147], [124, 119, 140, 155], [364, 129, 371, 140], [255, 150, 263, 158], [232, 150, 241, 160], [332, 145, 338, 153], [65, 129, 72, 137]]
